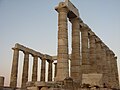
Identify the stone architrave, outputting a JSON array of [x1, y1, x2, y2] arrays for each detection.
[[32, 55, 38, 82], [10, 48, 19, 88], [55, 3, 69, 81], [41, 57, 46, 81], [70, 17, 81, 82], [21, 51, 29, 88]]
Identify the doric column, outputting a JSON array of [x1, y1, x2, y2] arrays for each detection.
[[70, 17, 81, 82], [48, 60, 53, 81], [110, 51, 118, 88], [32, 55, 38, 82], [81, 26, 89, 65], [106, 49, 112, 87], [101, 44, 108, 86], [114, 57, 119, 88], [54, 62, 57, 78], [41, 57, 46, 81], [21, 51, 29, 88], [10, 48, 19, 88], [96, 40, 102, 73], [89, 34, 96, 72], [55, 4, 69, 81]]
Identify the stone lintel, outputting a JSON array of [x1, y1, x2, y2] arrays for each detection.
[[14, 43, 53, 60]]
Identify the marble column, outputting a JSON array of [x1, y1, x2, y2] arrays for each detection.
[[21, 51, 29, 88], [95, 40, 102, 73], [32, 55, 38, 82], [10, 48, 19, 88], [101, 44, 108, 86], [70, 17, 81, 82], [48, 60, 53, 81], [54, 62, 57, 78], [114, 56, 119, 88], [89, 34, 96, 72], [106, 48, 112, 87], [55, 5, 69, 81], [106, 50, 114, 88], [110, 51, 116, 88], [41, 57, 46, 81], [81, 27, 89, 65], [110, 51, 118, 88]]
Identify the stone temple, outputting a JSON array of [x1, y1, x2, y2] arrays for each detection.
[[0, 0, 119, 90]]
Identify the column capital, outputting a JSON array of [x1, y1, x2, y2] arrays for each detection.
[[114, 56, 117, 60], [69, 17, 80, 23], [55, 2, 69, 13], [109, 50, 115, 56], [23, 51, 29, 54], [47, 59, 54, 63], [12, 47, 19, 51]]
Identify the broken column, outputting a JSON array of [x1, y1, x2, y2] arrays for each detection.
[[70, 17, 81, 83], [21, 51, 29, 88], [32, 55, 38, 82], [55, 2, 69, 81], [10, 48, 19, 88]]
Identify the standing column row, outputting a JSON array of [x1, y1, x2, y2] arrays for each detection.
[[10, 47, 54, 89]]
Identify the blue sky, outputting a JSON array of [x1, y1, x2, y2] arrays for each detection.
[[0, 0, 120, 86]]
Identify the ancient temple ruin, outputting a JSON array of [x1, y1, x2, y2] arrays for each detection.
[[0, 0, 119, 90]]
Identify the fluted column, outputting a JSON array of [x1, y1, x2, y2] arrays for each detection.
[[101, 44, 108, 86], [54, 62, 57, 78], [106, 49, 112, 87], [10, 48, 19, 88], [32, 55, 38, 82], [55, 5, 69, 81], [114, 57, 119, 88], [89, 34, 96, 72], [96, 40, 102, 73], [41, 57, 46, 81], [21, 51, 29, 88], [70, 17, 81, 82], [48, 60, 53, 81], [110, 51, 118, 88], [81, 27, 89, 65]]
